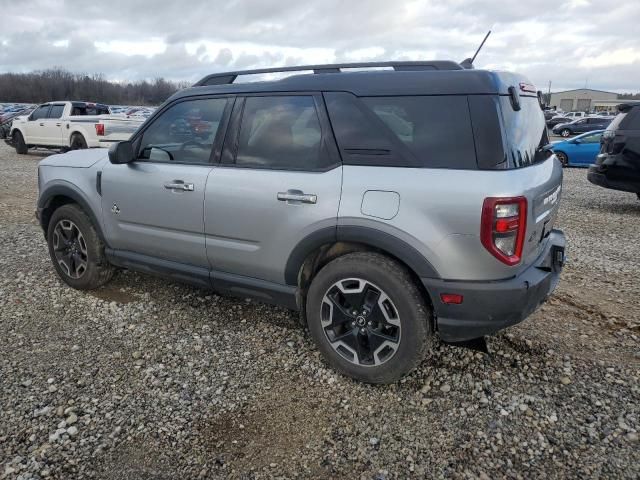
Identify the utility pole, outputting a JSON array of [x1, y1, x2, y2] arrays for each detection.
[[547, 80, 552, 108]]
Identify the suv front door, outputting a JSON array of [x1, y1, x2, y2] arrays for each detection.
[[101, 97, 231, 276], [204, 94, 342, 285]]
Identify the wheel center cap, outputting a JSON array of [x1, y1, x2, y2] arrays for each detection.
[[356, 315, 366, 327]]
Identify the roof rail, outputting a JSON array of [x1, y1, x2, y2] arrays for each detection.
[[193, 61, 463, 86]]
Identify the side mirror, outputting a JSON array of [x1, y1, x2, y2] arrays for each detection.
[[108, 141, 134, 164]]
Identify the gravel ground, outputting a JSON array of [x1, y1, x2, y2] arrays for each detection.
[[1, 143, 638, 479]]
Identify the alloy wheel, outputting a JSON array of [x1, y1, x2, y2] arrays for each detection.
[[52, 219, 88, 279], [320, 278, 401, 366]]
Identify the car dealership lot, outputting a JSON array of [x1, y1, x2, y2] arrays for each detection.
[[0, 143, 638, 479]]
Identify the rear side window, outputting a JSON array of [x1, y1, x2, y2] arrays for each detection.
[[235, 96, 329, 170], [361, 96, 477, 169], [325, 92, 477, 169], [48, 105, 65, 119]]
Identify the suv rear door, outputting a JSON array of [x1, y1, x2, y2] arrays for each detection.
[[101, 97, 231, 277], [204, 94, 342, 285]]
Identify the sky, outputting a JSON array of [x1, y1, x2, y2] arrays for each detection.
[[0, 0, 639, 93]]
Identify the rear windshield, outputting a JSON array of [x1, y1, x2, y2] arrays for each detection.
[[71, 105, 109, 116], [498, 96, 550, 168]]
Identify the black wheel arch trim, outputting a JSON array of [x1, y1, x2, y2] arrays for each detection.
[[38, 182, 107, 245], [284, 225, 441, 285]]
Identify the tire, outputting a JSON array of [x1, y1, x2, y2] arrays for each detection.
[[47, 204, 114, 290], [13, 131, 28, 154], [560, 129, 571, 138], [69, 133, 88, 150], [556, 151, 569, 167], [306, 252, 432, 384]]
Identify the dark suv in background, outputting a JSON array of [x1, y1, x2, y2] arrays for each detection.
[[588, 102, 640, 198]]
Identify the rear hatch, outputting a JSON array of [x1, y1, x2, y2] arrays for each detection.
[[599, 103, 640, 160], [495, 77, 563, 266]]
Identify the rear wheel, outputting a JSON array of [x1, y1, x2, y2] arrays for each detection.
[[47, 204, 114, 290], [306, 252, 432, 384], [13, 131, 28, 154], [556, 151, 569, 167], [560, 129, 571, 138], [69, 133, 88, 150]]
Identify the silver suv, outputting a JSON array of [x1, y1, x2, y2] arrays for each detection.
[[36, 61, 566, 383]]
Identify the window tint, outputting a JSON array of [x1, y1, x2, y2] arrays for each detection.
[[31, 106, 50, 120], [235, 96, 328, 170], [138, 98, 228, 164], [587, 118, 603, 124], [48, 105, 65, 119], [361, 95, 477, 169]]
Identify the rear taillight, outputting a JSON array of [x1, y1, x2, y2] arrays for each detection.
[[481, 196, 527, 266], [95, 123, 105, 136]]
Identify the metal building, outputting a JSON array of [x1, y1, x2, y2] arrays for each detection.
[[549, 88, 618, 113]]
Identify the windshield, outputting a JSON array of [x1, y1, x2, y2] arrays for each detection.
[[499, 96, 551, 168]]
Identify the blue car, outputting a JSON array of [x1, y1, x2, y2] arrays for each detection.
[[550, 130, 604, 167]]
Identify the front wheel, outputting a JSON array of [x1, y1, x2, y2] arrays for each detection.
[[560, 129, 571, 138], [306, 252, 432, 384], [556, 151, 569, 167], [47, 204, 114, 289], [13, 131, 28, 154]]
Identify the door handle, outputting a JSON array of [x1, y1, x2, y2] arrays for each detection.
[[164, 181, 194, 191], [56, 123, 61, 127], [39, 123, 44, 126], [277, 190, 317, 204]]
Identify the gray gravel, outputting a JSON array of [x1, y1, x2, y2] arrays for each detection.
[[1, 143, 639, 479]]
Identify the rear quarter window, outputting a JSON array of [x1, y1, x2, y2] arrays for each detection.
[[325, 92, 477, 169], [361, 96, 477, 169]]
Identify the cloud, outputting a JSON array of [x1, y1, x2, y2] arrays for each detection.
[[0, 0, 638, 92]]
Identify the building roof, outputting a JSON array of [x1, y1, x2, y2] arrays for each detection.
[[550, 88, 618, 96]]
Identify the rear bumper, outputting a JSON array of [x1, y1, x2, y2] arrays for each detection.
[[588, 166, 640, 194], [422, 229, 566, 342]]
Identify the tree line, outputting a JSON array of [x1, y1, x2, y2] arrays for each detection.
[[0, 69, 190, 106]]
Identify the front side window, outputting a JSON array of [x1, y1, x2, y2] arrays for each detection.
[[138, 98, 228, 164], [235, 96, 328, 170], [31, 105, 50, 121], [48, 105, 65, 119]]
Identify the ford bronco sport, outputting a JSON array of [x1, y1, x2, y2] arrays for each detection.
[[36, 61, 566, 383]]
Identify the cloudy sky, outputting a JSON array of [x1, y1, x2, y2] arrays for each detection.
[[1, 0, 639, 93]]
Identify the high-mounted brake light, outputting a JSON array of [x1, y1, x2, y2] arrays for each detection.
[[481, 196, 527, 266], [95, 123, 105, 136]]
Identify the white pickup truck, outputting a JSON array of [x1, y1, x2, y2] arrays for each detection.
[[6, 101, 145, 154]]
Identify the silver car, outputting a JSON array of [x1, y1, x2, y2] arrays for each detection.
[[36, 61, 566, 383]]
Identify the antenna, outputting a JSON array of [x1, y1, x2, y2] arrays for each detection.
[[460, 30, 491, 69]]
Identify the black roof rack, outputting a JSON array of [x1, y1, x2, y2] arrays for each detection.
[[193, 61, 463, 86]]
